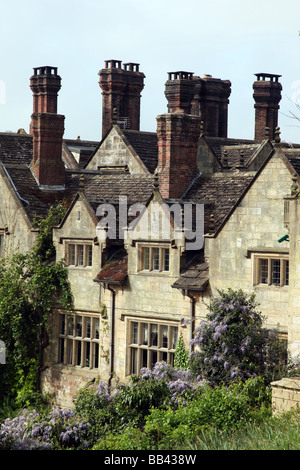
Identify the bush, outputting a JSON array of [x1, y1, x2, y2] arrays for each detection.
[[190, 289, 284, 386], [0, 408, 90, 450], [144, 378, 272, 449]]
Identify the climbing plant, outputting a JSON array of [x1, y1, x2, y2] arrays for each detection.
[[0, 203, 73, 406]]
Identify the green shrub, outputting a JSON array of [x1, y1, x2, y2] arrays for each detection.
[[143, 378, 272, 448], [190, 289, 284, 386]]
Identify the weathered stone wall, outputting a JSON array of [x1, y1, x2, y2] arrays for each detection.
[[272, 377, 300, 414], [206, 151, 292, 334], [85, 126, 149, 175], [0, 166, 37, 256], [42, 194, 208, 405]]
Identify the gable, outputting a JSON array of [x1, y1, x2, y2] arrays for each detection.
[[84, 126, 151, 175]]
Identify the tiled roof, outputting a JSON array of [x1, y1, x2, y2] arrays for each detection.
[[172, 251, 209, 291], [122, 129, 158, 173], [0, 132, 33, 165], [2, 164, 78, 220], [204, 136, 261, 168], [94, 248, 128, 285], [184, 171, 255, 233]]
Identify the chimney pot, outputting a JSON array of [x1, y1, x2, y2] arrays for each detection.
[[253, 73, 282, 141]]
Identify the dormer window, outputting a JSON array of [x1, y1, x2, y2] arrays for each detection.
[[66, 242, 93, 267], [139, 245, 170, 272]]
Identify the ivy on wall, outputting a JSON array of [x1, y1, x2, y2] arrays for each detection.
[[0, 203, 73, 406]]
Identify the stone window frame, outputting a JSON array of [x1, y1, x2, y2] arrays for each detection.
[[64, 239, 93, 268], [0, 227, 8, 259], [126, 317, 178, 375], [137, 242, 170, 273], [58, 312, 100, 369], [253, 253, 289, 287]]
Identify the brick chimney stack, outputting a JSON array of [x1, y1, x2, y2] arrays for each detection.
[[99, 60, 145, 137], [30, 66, 65, 189], [164, 72, 231, 138], [199, 75, 231, 138], [253, 73, 282, 141], [156, 112, 201, 199]]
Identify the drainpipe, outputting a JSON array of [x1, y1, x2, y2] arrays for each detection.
[[106, 284, 116, 385], [185, 289, 195, 354]]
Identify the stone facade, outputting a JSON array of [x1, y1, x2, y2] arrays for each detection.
[[2, 61, 300, 409], [205, 150, 292, 334]]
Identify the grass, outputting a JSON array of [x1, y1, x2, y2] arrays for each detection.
[[187, 410, 300, 450]]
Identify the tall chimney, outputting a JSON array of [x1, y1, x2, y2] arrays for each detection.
[[156, 112, 201, 199], [99, 60, 145, 137], [253, 73, 282, 141], [199, 75, 231, 138], [30, 66, 65, 189], [165, 72, 231, 138]]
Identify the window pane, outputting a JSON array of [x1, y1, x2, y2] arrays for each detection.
[[84, 342, 90, 368], [76, 316, 82, 337], [163, 249, 170, 271], [161, 325, 168, 348], [87, 245, 93, 266], [94, 318, 100, 339], [59, 338, 64, 363], [143, 247, 150, 270], [150, 324, 158, 346], [171, 327, 178, 349], [67, 315, 74, 336], [141, 323, 148, 345], [85, 317, 91, 338], [259, 259, 268, 284], [142, 349, 148, 368], [59, 314, 65, 335], [271, 259, 281, 286], [76, 341, 81, 366], [67, 339, 73, 364], [69, 244, 76, 265], [93, 343, 99, 368], [285, 260, 289, 286], [78, 245, 84, 266], [131, 348, 138, 375], [132, 322, 138, 344], [152, 248, 160, 271], [150, 350, 157, 369]]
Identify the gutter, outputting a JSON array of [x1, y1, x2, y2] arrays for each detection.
[[184, 289, 195, 354], [106, 284, 116, 386]]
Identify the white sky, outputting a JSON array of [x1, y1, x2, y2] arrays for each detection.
[[1, 0, 300, 143]]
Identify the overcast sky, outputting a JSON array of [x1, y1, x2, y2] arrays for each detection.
[[1, 0, 300, 143]]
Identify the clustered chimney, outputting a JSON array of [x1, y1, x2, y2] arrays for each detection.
[[27, 62, 283, 196], [30, 66, 65, 189], [253, 73, 282, 141], [98, 60, 145, 137], [164, 71, 231, 138], [156, 112, 201, 199]]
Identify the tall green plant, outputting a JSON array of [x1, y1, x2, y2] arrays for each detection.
[[0, 203, 73, 404], [174, 333, 189, 370]]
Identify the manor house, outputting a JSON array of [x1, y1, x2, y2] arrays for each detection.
[[1, 61, 300, 407]]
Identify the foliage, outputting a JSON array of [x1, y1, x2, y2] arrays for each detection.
[[0, 360, 275, 450], [0, 407, 89, 450], [143, 377, 271, 448], [174, 333, 189, 370], [0, 203, 73, 403], [190, 289, 284, 386]]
